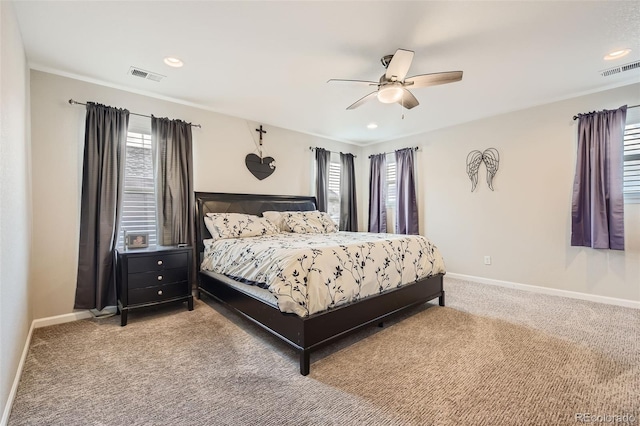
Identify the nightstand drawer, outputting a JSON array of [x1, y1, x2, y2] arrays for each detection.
[[128, 268, 188, 289], [128, 281, 189, 306], [128, 252, 188, 273]]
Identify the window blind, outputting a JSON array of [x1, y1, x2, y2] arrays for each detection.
[[386, 157, 396, 207], [118, 131, 157, 248], [327, 160, 341, 223], [624, 123, 640, 202]]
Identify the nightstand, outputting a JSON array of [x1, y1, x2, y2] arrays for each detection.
[[115, 245, 194, 326]]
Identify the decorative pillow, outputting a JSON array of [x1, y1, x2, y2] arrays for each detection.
[[205, 213, 279, 240], [262, 211, 290, 232], [282, 211, 338, 234]]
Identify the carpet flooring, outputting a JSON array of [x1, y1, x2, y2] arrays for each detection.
[[8, 278, 639, 425]]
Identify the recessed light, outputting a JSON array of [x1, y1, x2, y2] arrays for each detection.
[[164, 57, 184, 68], [367, 123, 378, 129], [604, 48, 631, 61]]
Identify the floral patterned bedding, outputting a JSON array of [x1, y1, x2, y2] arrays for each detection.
[[201, 232, 446, 317]]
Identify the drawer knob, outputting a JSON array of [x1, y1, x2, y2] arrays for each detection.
[[158, 290, 163, 295], [157, 260, 163, 266], [157, 275, 163, 281]]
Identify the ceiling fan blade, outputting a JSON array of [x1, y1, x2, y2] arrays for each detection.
[[327, 78, 378, 85], [404, 71, 463, 88], [398, 89, 419, 109], [346, 91, 378, 110], [385, 49, 414, 81]]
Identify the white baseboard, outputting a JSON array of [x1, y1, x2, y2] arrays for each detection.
[[446, 272, 640, 310], [0, 322, 33, 426], [32, 310, 92, 329], [1, 310, 91, 426]]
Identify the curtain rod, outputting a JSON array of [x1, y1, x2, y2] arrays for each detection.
[[368, 146, 419, 159], [68, 99, 202, 128], [309, 146, 357, 158], [572, 104, 639, 121]]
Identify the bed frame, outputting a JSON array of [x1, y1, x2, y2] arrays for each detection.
[[195, 192, 445, 375]]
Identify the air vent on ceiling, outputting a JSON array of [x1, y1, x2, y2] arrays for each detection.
[[600, 60, 640, 77], [128, 66, 165, 82]]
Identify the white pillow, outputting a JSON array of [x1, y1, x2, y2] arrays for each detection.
[[205, 213, 279, 240], [262, 211, 292, 232], [282, 211, 338, 234]]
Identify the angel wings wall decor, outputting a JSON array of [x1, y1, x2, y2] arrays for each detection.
[[466, 148, 499, 191]]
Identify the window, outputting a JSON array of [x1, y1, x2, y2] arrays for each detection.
[[624, 122, 640, 203], [386, 155, 396, 208], [118, 124, 157, 248], [327, 154, 341, 224]]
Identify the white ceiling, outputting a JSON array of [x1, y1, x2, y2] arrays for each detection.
[[12, 1, 640, 145]]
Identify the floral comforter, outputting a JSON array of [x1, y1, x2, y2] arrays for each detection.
[[201, 232, 446, 317]]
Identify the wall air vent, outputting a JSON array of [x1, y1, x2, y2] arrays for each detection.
[[600, 60, 640, 77], [128, 67, 165, 82]]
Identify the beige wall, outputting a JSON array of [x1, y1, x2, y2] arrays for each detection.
[[361, 83, 640, 302], [27, 70, 640, 324], [29, 70, 362, 319], [0, 1, 32, 420]]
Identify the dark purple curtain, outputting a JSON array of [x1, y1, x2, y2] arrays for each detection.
[[571, 105, 627, 250], [315, 148, 330, 212], [395, 148, 419, 235], [368, 153, 387, 233], [75, 103, 129, 310], [339, 153, 358, 231]]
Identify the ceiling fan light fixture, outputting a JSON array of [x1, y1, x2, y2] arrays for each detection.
[[329, 48, 463, 110], [377, 84, 404, 103]]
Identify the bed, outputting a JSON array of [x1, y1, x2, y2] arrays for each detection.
[[195, 192, 446, 375]]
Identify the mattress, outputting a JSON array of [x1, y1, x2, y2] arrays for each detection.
[[200, 270, 278, 308], [201, 231, 446, 317]]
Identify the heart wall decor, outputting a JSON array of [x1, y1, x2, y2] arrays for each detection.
[[245, 153, 276, 180]]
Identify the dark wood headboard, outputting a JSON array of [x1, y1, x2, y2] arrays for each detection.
[[194, 192, 317, 255]]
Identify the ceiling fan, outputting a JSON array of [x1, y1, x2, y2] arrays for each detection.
[[328, 48, 463, 110]]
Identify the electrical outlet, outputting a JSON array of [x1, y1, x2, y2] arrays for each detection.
[[484, 256, 491, 265]]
